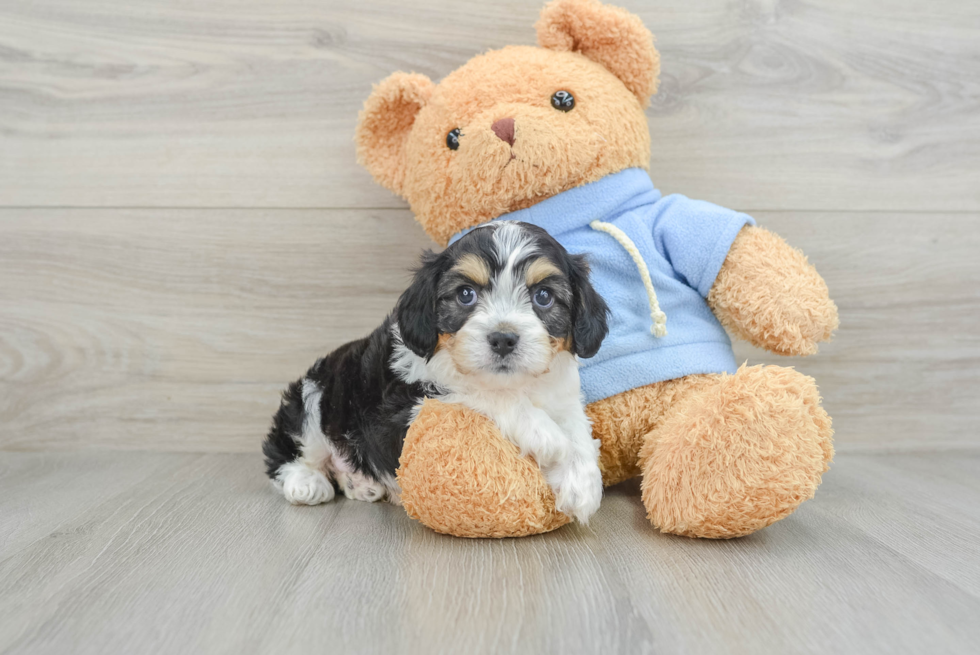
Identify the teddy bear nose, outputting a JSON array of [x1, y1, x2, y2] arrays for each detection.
[[491, 118, 516, 146]]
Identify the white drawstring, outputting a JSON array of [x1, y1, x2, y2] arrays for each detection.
[[589, 220, 667, 338]]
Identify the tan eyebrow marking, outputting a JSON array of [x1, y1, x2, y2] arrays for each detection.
[[451, 253, 490, 286], [525, 257, 562, 286]]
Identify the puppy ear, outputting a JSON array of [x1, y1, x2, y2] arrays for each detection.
[[536, 0, 659, 106], [568, 254, 609, 358], [355, 72, 435, 196], [395, 250, 445, 359]]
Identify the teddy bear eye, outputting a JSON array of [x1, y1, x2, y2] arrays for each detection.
[[551, 90, 575, 112], [446, 128, 461, 150]]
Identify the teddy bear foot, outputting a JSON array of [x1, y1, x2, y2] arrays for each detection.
[[397, 399, 570, 538], [639, 365, 834, 539]]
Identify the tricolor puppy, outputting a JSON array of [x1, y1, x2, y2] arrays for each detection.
[[263, 221, 609, 523]]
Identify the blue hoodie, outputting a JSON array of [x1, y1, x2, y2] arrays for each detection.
[[450, 168, 754, 404]]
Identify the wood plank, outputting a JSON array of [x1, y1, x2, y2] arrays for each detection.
[[1, 0, 978, 210], [815, 452, 980, 598], [1, 208, 977, 452], [0, 450, 978, 654], [0, 450, 199, 558], [0, 208, 432, 452]]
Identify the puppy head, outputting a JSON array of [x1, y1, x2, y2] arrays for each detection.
[[396, 221, 608, 383]]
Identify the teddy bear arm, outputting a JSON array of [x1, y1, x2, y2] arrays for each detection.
[[707, 226, 839, 357], [396, 398, 569, 538]]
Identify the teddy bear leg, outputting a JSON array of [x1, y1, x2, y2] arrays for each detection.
[[638, 365, 834, 539], [396, 398, 570, 538]]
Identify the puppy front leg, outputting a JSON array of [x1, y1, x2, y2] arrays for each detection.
[[544, 406, 603, 525], [494, 400, 570, 469], [496, 401, 602, 524]]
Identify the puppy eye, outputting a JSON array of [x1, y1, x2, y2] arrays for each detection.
[[456, 286, 477, 306], [446, 128, 461, 150], [551, 90, 574, 112], [532, 288, 554, 308]]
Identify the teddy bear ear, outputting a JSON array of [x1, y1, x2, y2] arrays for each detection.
[[355, 72, 435, 196], [535, 0, 660, 106]]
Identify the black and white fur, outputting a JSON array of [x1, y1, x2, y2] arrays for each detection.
[[263, 221, 609, 522]]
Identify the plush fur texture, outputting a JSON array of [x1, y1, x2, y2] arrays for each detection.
[[536, 0, 659, 104], [587, 374, 713, 487], [401, 365, 833, 539], [355, 73, 435, 196], [400, 398, 570, 538], [356, 0, 839, 539], [355, 3, 654, 246], [708, 226, 840, 357], [638, 364, 833, 539]]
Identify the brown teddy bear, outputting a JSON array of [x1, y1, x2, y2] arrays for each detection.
[[355, 0, 838, 539]]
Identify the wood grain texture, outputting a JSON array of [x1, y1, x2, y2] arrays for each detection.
[[1, 0, 978, 210], [0, 208, 432, 452], [0, 450, 978, 655], [1, 2, 976, 650], [1, 208, 977, 453]]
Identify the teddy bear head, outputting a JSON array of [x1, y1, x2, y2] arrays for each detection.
[[355, 0, 659, 245]]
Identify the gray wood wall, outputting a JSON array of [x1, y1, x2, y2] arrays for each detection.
[[2, 0, 978, 454]]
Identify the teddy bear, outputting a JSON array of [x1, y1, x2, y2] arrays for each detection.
[[354, 0, 838, 539]]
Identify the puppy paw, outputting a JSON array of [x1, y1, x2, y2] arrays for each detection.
[[549, 457, 603, 524], [280, 466, 335, 505], [520, 424, 571, 469], [336, 471, 387, 503]]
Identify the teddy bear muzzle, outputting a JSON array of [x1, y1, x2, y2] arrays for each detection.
[[490, 117, 516, 147]]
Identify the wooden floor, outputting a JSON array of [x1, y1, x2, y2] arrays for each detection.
[[0, 450, 978, 655]]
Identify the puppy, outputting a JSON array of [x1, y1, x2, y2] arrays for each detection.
[[262, 221, 609, 522]]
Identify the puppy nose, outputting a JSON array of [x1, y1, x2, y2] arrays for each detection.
[[491, 118, 515, 146], [488, 331, 519, 356]]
